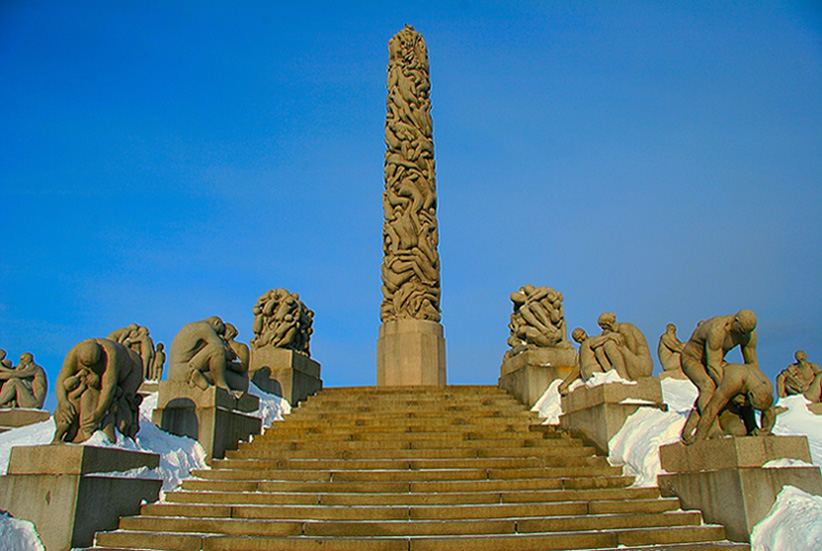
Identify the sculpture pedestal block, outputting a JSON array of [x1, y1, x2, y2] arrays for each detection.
[[377, 319, 446, 386], [808, 403, 822, 415], [152, 381, 261, 463], [249, 348, 322, 405], [0, 409, 50, 433], [0, 444, 161, 551], [498, 348, 575, 408], [138, 380, 160, 395], [559, 377, 665, 454], [658, 436, 822, 542]]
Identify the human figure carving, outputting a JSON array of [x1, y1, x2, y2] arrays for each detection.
[[558, 328, 606, 395], [53, 338, 143, 443], [251, 289, 314, 355], [658, 323, 685, 374], [168, 316, 248, 397], [776, 350, 822, 402], [679, 309, 758, 441], [0, 352, 48, 409], [380, 25, 441, 323], [0, 349, 12, 369], [148, 342, 165, 382], [108, 323, 155, 380], [505, 285, 571, 360], [225, 323, 250, 373], [588, 313, 653, 381], [682, 362, 775, 444]]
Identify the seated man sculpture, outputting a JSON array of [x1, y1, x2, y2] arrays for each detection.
[[657, 323, 685, 374], [679, 309, 758, 441], [0, 352, 48, 409], [682, 362, 775, 444], [168, 316, 248, 397], [53, 338, 143, 443], [776, 350, 822, 402], [558, 328, 603, 395], [588, 312, 653, 381]]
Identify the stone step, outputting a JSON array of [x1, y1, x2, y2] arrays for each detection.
[[163, 486, 669, 508], [212, 454, 609, 471], [284, 409, 540, 421], [260, 420, 545, 435], [225, 443, 599, 460], [254, 430, 568, 444], [94, 525, 732, 551], [179, 474, 634, 494], [235, 437, 581, 453]]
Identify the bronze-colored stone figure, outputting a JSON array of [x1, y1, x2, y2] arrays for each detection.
[[682, 362, 775, 444], [776, 350, 822, 402], [0, 352, 48, 409], [148, 342, 166, 382], [505, 285, 572, 359], [0, 349, 12, 369], [558, 328, 604, 395], [380, 25, 441, 323], [225, 323, 250, 372], [250, 289, 313, 355], [108, 323, 155, 380], [679, 309, 759, 441], [588, 313, 653, 381], [658, 323, 685, 374], [53, 338, 143, 443], [168, 316, 248, 397]]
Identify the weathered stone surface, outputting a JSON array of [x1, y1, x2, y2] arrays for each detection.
[[776, 350, 822, 401], [499, 348, 574, 408], [251, 289, 314, 355], [659, 435, 822, 542], [152, 381, 261, 462], [0, 408, 50, 432], [504, 285, 572, 359], [53, 338, 143, 444], [0, 352, 48, 409], [0, 445, 161, 551], [108, 323, 156, 380], [658, 323, 685, 377], [250, 348, 322, 405], [560, 377, 665, 454], [377, 319, 446, 386]]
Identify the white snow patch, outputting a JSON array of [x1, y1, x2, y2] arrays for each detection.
[[751, 486, 822, 551], [773, 394, 822, 467], [762, 458, 815, 469], [0, 512, 45, 551], [531, 379, 563, 425], [250, 381, 291, 428], [586, 370, 637, 387]]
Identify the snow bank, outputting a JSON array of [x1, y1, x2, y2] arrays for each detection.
[[250, 381, 291, 428], [531, 379, 563, 425], [773, 394, 822, 466], [0, 512, 45, 551], [751, 485, 822, 551]]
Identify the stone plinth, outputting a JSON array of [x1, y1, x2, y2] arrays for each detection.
[[0, 444, 161, 551], [498, 347, 575, 408], [138, 380, 160, 395], [808, 403, 822, 415], [0, 409, 50, 434], [249, 348, 322, 405], [559, 377, 665, 454], [377, 319, 446, 386], [152, 381, 261, 463], [658, 436, 822, 542]]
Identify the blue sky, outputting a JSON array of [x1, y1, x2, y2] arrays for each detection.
[[2, 2, 821, 411]]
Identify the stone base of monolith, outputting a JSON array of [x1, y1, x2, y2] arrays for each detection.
[[559, 377, 666, 454], [249, 348, 322, 405], [152, 381, 261, 463], [498, 347, 575, 408], [658, 436, 822, 542], [0, 444, 161, 551], [377, 319, 446, 386], [0, 409, 50, 434]]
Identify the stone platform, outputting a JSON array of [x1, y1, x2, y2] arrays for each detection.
[[559, 377, 666, 454], [377, 319, 446, 386], [249, 348, 322, 405], [658, 436, 822, 542], [498, 347, 575, 408], [0, 444, 161, 551], [0, 408, 50, 434], [152, 381, 261, 462]]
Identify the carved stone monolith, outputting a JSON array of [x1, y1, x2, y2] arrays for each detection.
[[377, 25, 446, 386]]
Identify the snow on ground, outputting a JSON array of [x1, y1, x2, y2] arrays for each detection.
[[751, 485, 822, 551], [0, 512, 45, 551], [772, 394, 822, 467]]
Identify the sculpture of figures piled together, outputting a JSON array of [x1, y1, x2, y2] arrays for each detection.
[[776, 350, 822, 402], [168, 316, 249, 397], [380, 25, 441, 323], [505, 285, 570, 359], [559, 313, 653, 394], [251, 289, 313, 355], [53, 338, 143, 443], [679, 310, 775, 444], [107, 323, 161, 381], [0, 349, 48, 409]]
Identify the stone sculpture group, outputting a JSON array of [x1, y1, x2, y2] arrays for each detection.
[[504, 285, 571, 359], [0, 350, 47, 409], [251, 288, 313, 355]]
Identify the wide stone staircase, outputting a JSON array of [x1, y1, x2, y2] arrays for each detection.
[[92, 385, 748, 550]]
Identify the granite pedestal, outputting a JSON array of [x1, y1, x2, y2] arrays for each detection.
[[152, 381, 261, 463], [559, 377, 666, 454], [658, 436, 822, 542], [0, 409, 50, 434], [498, 347, 575, 408], [249, 348, 322, 406], [0, 444, 161, 551], [377, 319, 446, 386]]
